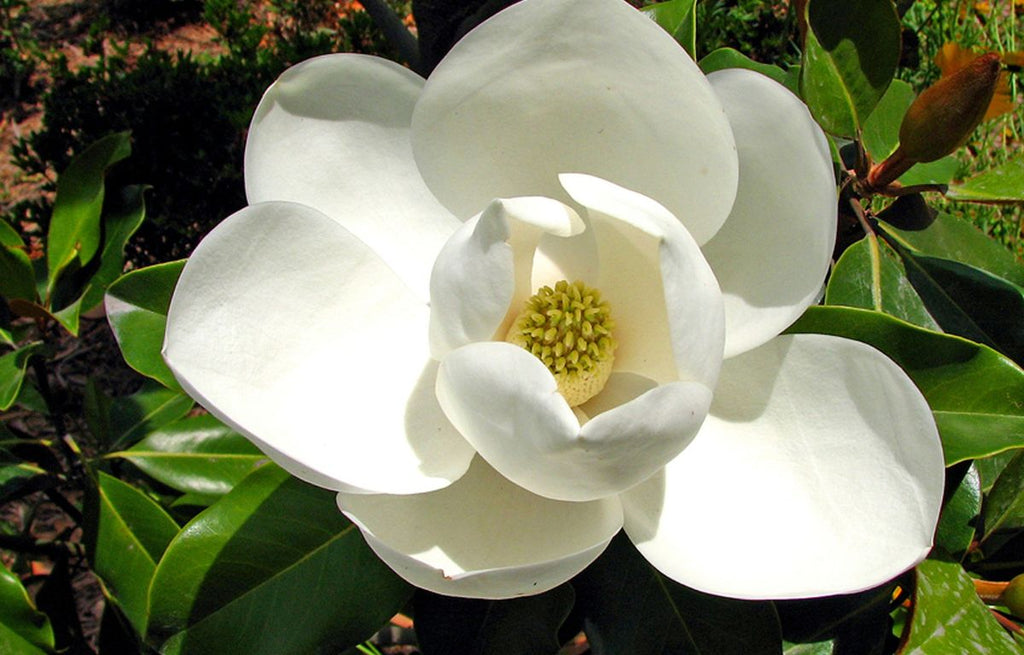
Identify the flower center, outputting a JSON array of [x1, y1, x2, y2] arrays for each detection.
[[505, 279, 617, 407]]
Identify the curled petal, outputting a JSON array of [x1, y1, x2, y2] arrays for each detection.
[[338, 457, 623, 599], [437, 342, 712, 502], [561, 174, 725, 388], [703, 69, 837, 357], [412, 0, 738, 243], [245, 54, 459, 301], [622, 334, 944, 599], [429, 197, 584, 358], [164, 202, 475, 495]]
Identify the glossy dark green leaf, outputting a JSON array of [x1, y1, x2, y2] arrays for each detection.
[[782, 641, 833, 654], [948, 157, 1024, 203], [414, 585, 575, 655], [982, 450, 1024, 547], [45, 132, 131, 298], [575, 533, 780, 654], [881, 212, 1024, 287], [110, 414, 264, 498], [0, 342, 44, 412], [899, 252, 1024, 364], [106, 382, 194, 450], [0, 221, 35, 303], [799, 0, 900, 137], [861, 79, 914, 161], [976, 450, 1020, 493], [105, 260, 185, 391], [901, 559, 1018, 653], [699, 48, 789, 85], [0, 564, 55, 654], [899, 157, 960, 188], [79, 184, 148, 313], [825, 236, 939, 330], [85, 471, 180, 636], [788, 306, 1024, 464], [935, 464, 981, 557], [148, 464, 411, 654], [642, 0, 696, 58]]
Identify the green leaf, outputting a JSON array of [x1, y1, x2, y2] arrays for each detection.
[[783, 641, 833, 654], [976, 450, 1020, 493], [699, 48, 789, 85], [78, 184, 148, 313], [861, 79, 915, 161], [981, 450, 1024, 546], [0, 221, 35, 303], [106, 382, 194, 450], [881, 212, 1024, 287], [642, 0, 696, 58], [0, 564, 55, 654], [45, 132, 131, 298], [825, 236, 939, 330], [935, 464, 981, 557], [901, 559, 1019, 653], [110, 414, 265, 498], [898, 252, 1024, 364], [799, 0, 900, 137], [414, 586, 575, 655], [84, 471, 180, 637], [788, 306, 1024, 464], [948, 158, 1024, 203], [574, 533, 781, 654], [105, 261, 185, 391], [148, 464, 411, 654], [0, 342, 44, 412]]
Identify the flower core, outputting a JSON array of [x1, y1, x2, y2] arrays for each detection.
[[505, 280, 617, 406]]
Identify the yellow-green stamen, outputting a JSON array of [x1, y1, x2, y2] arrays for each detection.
[[505, 279, 617, 406]]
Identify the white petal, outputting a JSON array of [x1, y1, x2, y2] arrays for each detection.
[[429, 197, 583, 358], [411, 0, 738, 243], [622, 334, 944, 600], [561, 174, 725, 389], [437, 342, 712, 502], [338, 457, 623, 599], [703, 70, 837, 357], [164, 202, 474, 495], [245, 54, 459, 300]]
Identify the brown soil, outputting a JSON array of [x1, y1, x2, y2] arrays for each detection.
[[1, 1, 226, 220]]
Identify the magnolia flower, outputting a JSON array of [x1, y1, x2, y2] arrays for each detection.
[[163, 0, 944, 600]]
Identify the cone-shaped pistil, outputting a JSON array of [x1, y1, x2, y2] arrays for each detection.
[[506, 280, 617, 407]]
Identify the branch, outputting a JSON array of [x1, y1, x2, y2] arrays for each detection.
[[359, 0, 422, 73]]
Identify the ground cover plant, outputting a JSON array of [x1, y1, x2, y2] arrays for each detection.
[[2, 1, 1024, 653]]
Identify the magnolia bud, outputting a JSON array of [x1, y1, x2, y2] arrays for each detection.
[[1002, 574, 1024, 618], [898, 52, 1001, 163]]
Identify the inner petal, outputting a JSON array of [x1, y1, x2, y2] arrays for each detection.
[[436, 341, 712, 502]]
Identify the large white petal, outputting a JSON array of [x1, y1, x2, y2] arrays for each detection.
[[561, 174, 725, 388], [245, 54, 459, 301], [338, 457, 623, 599], [163, 202, 474, 495], [703, 69, 837, 357], [437, 342, 712, 502], [411, 0, 738, 244], [622, 334, 944, 599], [429, 196, 583, 359]]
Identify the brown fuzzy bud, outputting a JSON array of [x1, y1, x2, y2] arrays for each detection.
[[898, 52, 1001, 163]]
